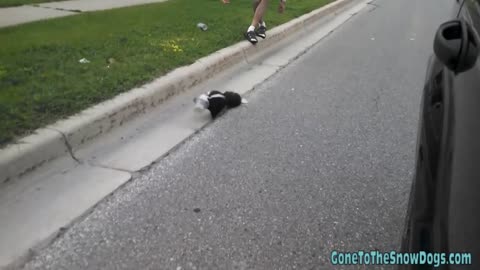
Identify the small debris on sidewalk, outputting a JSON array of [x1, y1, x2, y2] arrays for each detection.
[[79, 58, 90, 64], [193, 90, 245, 118]]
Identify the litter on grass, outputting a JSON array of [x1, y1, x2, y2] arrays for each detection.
[[197, 23, 208, 31]]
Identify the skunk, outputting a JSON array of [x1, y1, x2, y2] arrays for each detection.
[[194, 91, 243, 118]]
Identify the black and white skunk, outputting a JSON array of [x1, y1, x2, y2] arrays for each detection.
[[194, 90, 245, 118]]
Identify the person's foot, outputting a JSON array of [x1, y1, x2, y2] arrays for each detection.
[[255, 25, 267, 39], [245, 31, 258, 44]]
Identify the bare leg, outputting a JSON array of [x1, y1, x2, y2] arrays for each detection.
[[252, 0, 262, 26], [251, 0, 268, 28]]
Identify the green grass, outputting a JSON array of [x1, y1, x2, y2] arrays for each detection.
[[0, 0, 62, 7], [0, 0, 333, 146]]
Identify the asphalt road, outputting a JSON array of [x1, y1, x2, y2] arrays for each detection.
[[23, 0, 453, 269]]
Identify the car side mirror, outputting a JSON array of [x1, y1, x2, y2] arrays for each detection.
[[434, 19, 478, 74]]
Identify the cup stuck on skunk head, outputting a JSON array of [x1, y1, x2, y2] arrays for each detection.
[[193, 90, 245, 118]]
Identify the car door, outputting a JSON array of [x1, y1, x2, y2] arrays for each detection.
[[402, 1, 480, 268], [440, 0, 480, 268]]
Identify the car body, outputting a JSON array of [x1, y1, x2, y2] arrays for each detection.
[[401, 0, 480, 269]]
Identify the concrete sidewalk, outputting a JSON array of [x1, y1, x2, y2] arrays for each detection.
[[0, 0, 168, 28]]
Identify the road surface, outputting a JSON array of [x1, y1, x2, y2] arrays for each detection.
[[22, 0, 453, 269]]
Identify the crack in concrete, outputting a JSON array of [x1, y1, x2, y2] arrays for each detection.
[[242, 49, 251, 65], [366, 1, 380, 12], [44, 126, 140, 175], [30, 4, 82, 13], [84, 161, 134, 174], [46, 127, 82, 164]]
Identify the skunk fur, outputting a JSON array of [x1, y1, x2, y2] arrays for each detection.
[[204, 91, 242, 118]]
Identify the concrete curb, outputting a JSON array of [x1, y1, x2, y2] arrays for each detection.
[[0, 0, 356, 185]]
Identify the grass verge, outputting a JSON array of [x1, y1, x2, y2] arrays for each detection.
[[0, 0, 62, 8], [0, 0, 333, 146]]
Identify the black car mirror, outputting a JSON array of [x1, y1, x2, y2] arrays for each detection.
[[433, 19, 478, 74]]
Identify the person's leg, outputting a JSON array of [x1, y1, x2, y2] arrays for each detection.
[[254, 0, 267, 39], [250, 0, 268, 30], [245, 0, 268, 43], [245, 0, 268, 44], [252, 0, 263, 26]]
